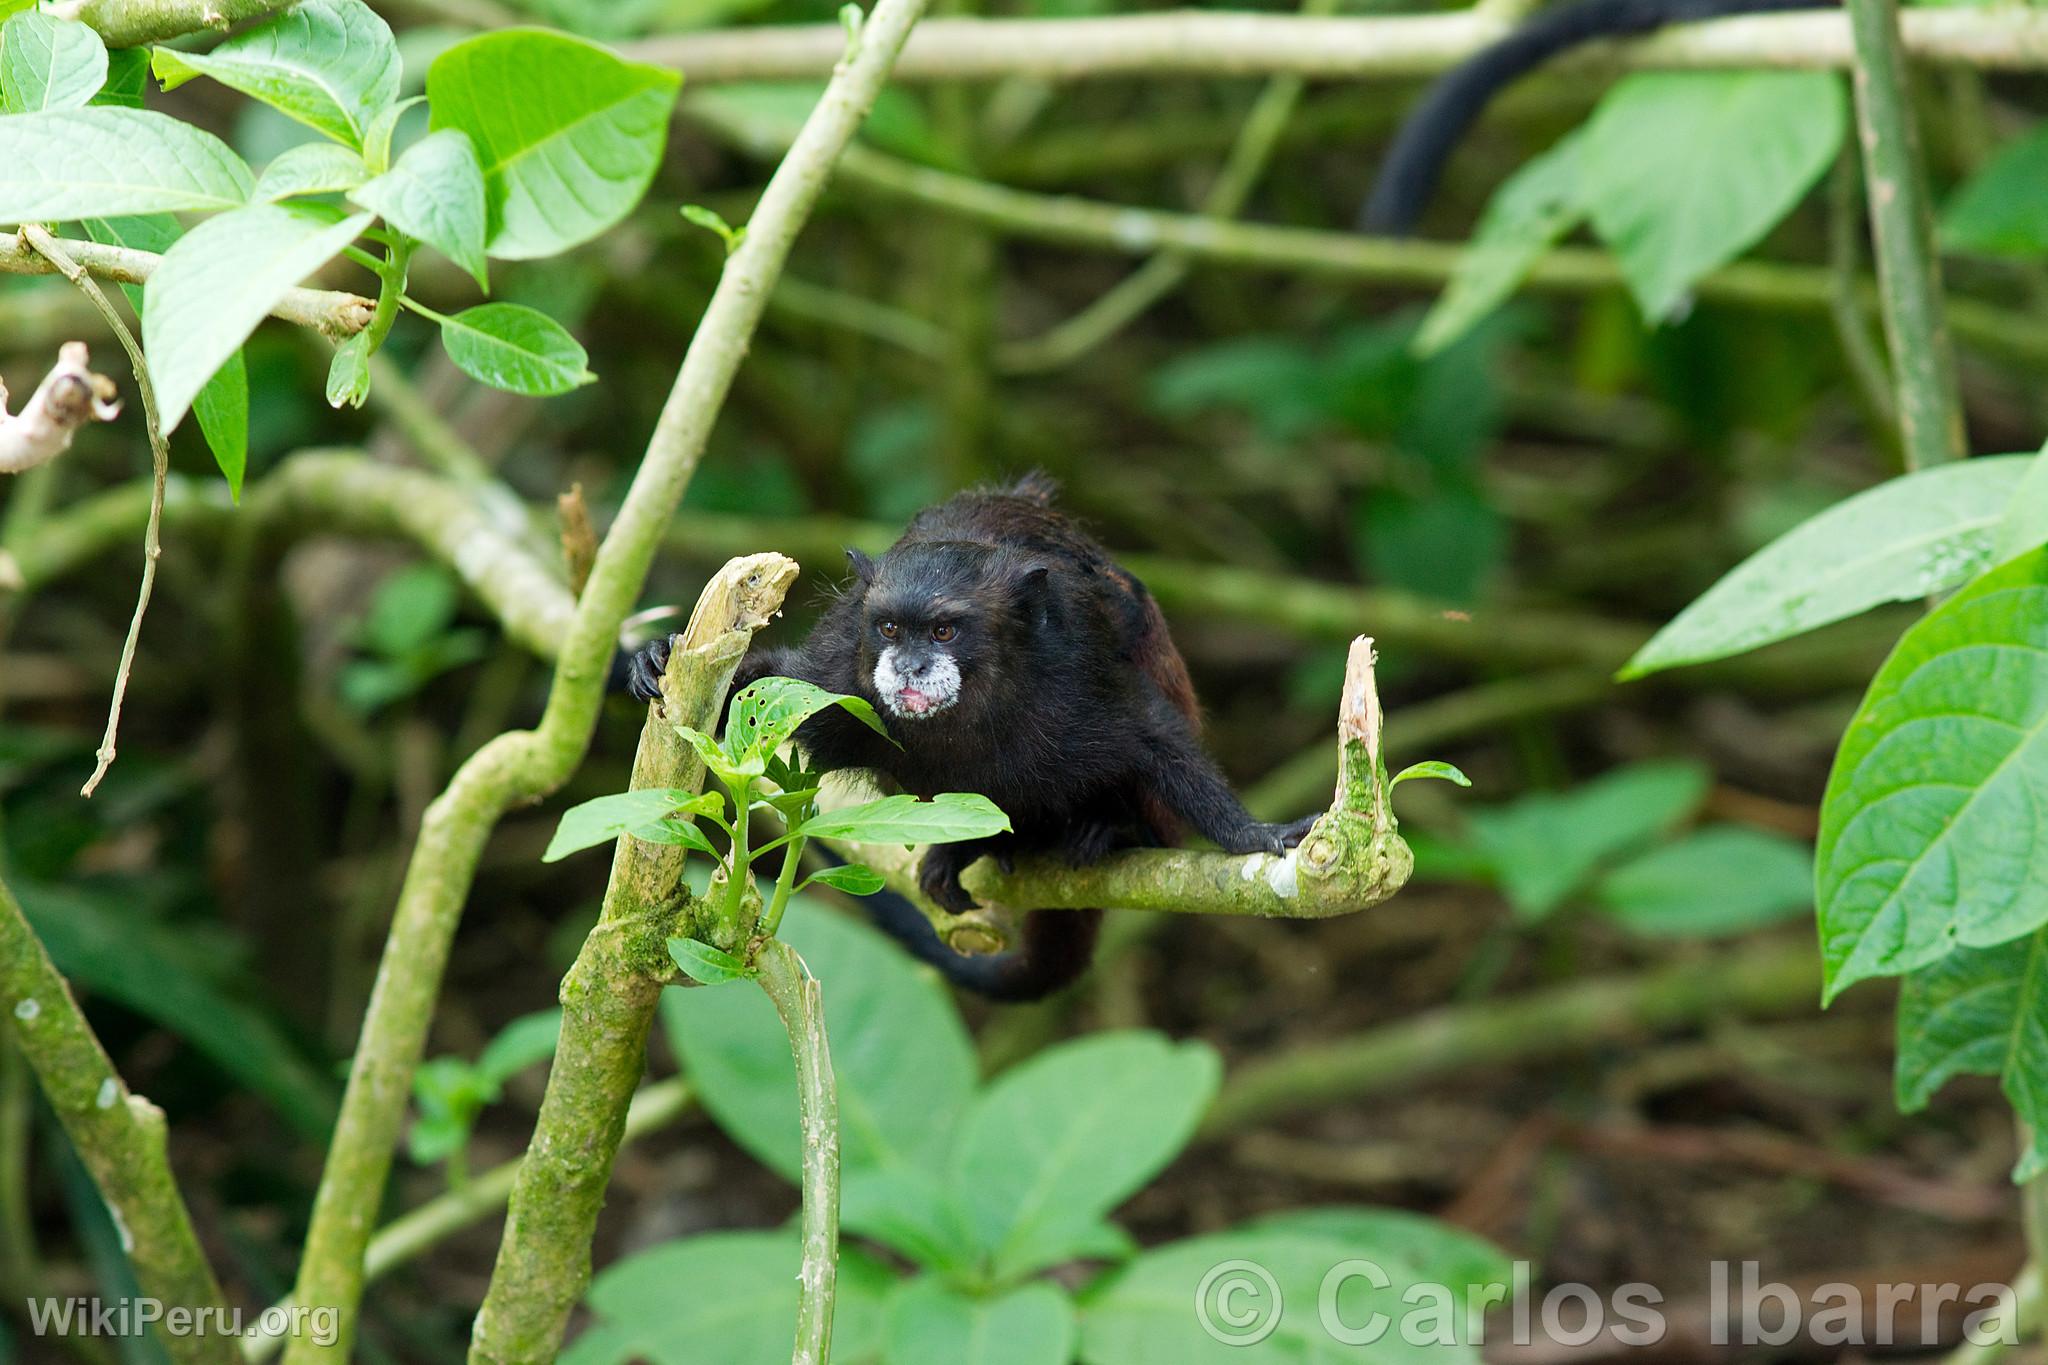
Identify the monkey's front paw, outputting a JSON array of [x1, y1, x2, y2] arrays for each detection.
[[1273, 812, 1319, 849], [919, 847, 980, 912], [625, 637, 673, 703], [1223, 814, 1320, 856]]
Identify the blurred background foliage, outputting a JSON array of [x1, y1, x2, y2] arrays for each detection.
[[3, 0, 2044, 1356]]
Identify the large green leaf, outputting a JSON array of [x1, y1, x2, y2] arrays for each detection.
[[77, 214, 251, 496], [887, 1280, 1074, 1365], [663, 901, 977, 1181], [1818, 548, 2048, 1000], [802, 792, 1013, 845], [1595, 826, 1813, 937], [949, 1032, 1218, 1280], [0, 12, 107, 112], [1625, 456, 2032, 678], [543, 788, 721, 863], [253, 141, 370, 201], [1896, 930, 2048, 1180], [1080, 1229, 1479, 1365], [0, 108, 252, 221], [436, 302, 594, 396], [427, 28, 680, 259], [1942, 122, 2048, 258], [349, 128, 488, 287], [1462, 760, 1710, 920], [1415, 130, 1584, 357], [1577, 71, 1845, 320], [726, 675, 891, 765], [1245, 1207, 1513, 1327], [150, 0, 399, 149], [576, 1231, 892, 1365], [142, 203, 373, 432], [1994, 441, 2048, 566]]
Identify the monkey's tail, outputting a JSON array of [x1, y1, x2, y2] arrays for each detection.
[[860, 891, 1104, 1001], [1359, 0, 1829, 236]]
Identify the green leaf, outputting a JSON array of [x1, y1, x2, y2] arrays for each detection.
[[191, 349, 250, 498], [668, 937, 754, 985], [577, 1232, 893, 1365], [949, 1032, 1219, 1280], [1942, 122, 2048, 258], [799, 862, 886, 896], [474, 1007, 562, 1086], [436, 302, 593, 395], [0, 108, 252, 221], [427, 28, 680, 259], [92, 47, 149, 109], [673, 721, 757, 781], [1994, 441, 2048, 566], [1625, 456, 2033, 678], [326, 331, 372, 410], [349, 128, 488, 288], [1896, 930, 2048, 1181], [142, 203, 373, 432], [1818, 548, 2048, 1000], [253, 141, 370, 201], [1246, 1207, 1514, 1327], [1578, 71, 1845, 320], [542, 788, 721, 862], [150, 0, 399, 149], [0, 12, 108, 112], [802, 792, 1012, 846], [1464, 760, 1711, 921], [1081, 1229, 1481, 1365], [1415, 130, 1584, 357], [725, 675, 893, 767], [1390, 760, 1470, 790], [663, 901, 976, 1181], [886, 1280, 1075, 1365], [362, 92, 423, 172], [1595, 826, 1813, 937]]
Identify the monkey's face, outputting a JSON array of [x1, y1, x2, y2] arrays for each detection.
[[866, 609, 969, 720]]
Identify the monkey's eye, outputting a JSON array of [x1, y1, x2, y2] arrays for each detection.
[[931, 623, 957, 643], [878, 621, 899, 640]]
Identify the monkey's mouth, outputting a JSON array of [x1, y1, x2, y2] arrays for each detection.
[[889, 686, 949, 718]]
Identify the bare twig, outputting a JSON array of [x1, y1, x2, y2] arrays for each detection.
[[63, 0, 289, 48], [20, 227, 166, 799], [0, 342, 120, 475]]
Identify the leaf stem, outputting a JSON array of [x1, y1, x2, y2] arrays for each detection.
[[755, 939, 839, 1365], [762, 833, 808, 939]]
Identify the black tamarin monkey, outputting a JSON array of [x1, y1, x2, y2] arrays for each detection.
[[1360, 0, 1829, 237], [626, 475, 1317, 1000]]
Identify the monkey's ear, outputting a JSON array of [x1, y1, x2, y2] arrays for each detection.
[[1012, 563, 1052, 601], [845, 548, 877, 586]]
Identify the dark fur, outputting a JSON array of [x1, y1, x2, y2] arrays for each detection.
[[627, 476, 1314, 1000], [1360, 0, 1830, 236]]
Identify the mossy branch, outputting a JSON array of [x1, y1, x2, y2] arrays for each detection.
[[63, 0, 289, 48], [0, 874, 237, 1364], [282, 0, 933, 1350], [471, 554, 796, 1364]]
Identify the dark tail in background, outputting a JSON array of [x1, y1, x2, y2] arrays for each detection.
[[861, 890, 1103, 1001], [1359, 0, 1829, 237]]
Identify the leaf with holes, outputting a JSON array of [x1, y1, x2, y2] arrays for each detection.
[[142, 203, 374, 432], [1578, 70, 1845, 320], [436, 303, 594, 396], [150, 0, 399, 148], [1626, 456, 2034, 678], [427, 28, 680, 259], [349, 129, 488, 287], [1818, 548, 2048, 1000], [0, 12, 107, 112], [0, 108, 252, 221], [1896, 930, 2048, 1181]]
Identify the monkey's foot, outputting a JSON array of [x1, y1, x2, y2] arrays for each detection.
[[625, 636, 673, 703]]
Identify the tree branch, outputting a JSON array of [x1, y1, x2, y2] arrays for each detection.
[[756, 938, 840, 1365], [635, 7, 2048, 83], [281, 0, 934, 1351], [470, 554, 797, 1363], [0, 342, 120, 475], [0, 232, 374, 341], [0, 874, 237, 1363], [63, 0, 289, 49]]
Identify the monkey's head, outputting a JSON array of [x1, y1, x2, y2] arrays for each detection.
[[847, 542, 1046, 724]]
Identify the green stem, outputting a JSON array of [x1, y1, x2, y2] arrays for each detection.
[[725, 777, 757, 928], [761, 832, 808, 939], [1847, 0, 1967, 468], [755, 938, 840, 1365], [282, 0, 934, 1344], [0, 874, 237, 1363]]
